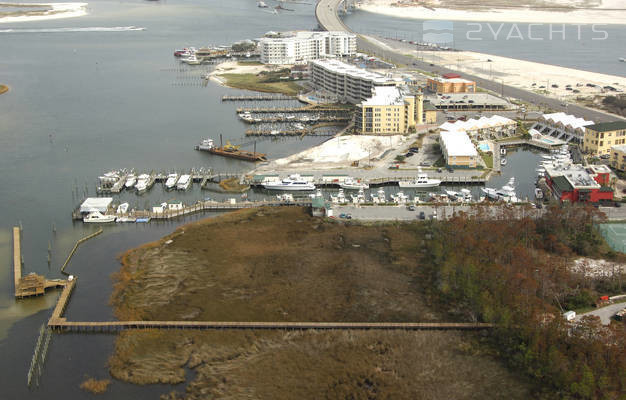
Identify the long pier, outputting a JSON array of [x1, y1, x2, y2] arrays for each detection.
[[48, 320, 494, 332], [245, 129, 336, 137], [237, 107, 349, 114], [222, 95, 294, 101], [240, 116, 350, 124], [60, 229, 103, 274], [13, 227, 21, 296]]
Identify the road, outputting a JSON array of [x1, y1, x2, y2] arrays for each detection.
[[315, 0, 624, 123], [332, 204, 544, 221], [577, 303, 625, 325]]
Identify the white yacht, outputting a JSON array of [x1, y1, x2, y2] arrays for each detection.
[[350, 188, 366, 204], [183, 55, 201, 65], [257, 1, 268, 7], [116, 202, 129, 214], [263, 174, 315, 191], [196, 138, 215, 151], [500, 147, 506, 155], [371, 188, 386, 204], [501, 158, 507, 166], [135, 174, 149, 194], [176, 174, 192, 190], [99, 171, 119, 184], [330, 189, 347, 204], [125, 174, 137, 189], [482, 177, 518, 203], [398, 173, 441, 188], [165, 173, 179, 190], [83, 212, 116, 223], [340, 177, 369, 190]]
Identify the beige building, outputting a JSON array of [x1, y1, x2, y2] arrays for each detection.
[[355, 87, 427, 134], [439, 130, 479, 168], [427, 73, 476, 94], [610, 145, 626, 171], [583, 121, 626, 156]]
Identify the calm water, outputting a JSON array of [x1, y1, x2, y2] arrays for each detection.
[[344, 10, 626, 77], [0, 0, 591, 397]]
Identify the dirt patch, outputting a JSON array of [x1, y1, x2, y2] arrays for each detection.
[[80, 377, 111, 394]]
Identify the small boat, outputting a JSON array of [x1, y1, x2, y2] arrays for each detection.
[[293, 123, 305, 130], [165, 173, 179, 190], [116, 216, 137, 223], [500, 147, 506, 155], [176, 174, 192, 190], [135, 174, 150, 193], [482, 177, 518, 203], [340, 177, 369, 190], [183, 55, 201, 65], [620, 57, 625, 62], [276, 193, 294, 202], [263, 174, 315, 191], [391, 191, 409, 205], [257, 1, 268, 7], [125, 174, 137, 189], [83, 212, 116, 223], [500, 158, 507, 166], [330, 189, 347, 204], [445, 190, 459, 200], [135, 217, 151, 223], [350, 188, 366, 204], [285, 115, 296, 120], [196, 138, 215, 151], [99, 171, 119, 184], [300, 115, 310, 122], [535, 188, 544, 200], [460, 188, 472, 203], [398, 173, 441, 188], [116, 202, 129, 214], [371, 188, 386, 204], [270, 130, 280, 135]]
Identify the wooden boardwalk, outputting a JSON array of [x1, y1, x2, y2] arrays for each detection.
[[236, 106, 349, 114], [222, 95, 294, 101], [48, 319, 494, 332], [13, 227, 21, 295]]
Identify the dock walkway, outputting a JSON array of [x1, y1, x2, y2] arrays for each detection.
[[222, 95, 293, 101]]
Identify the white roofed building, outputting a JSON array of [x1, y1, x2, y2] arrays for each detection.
[[439, 115, 516, 140], [531, 112, 594, 144], [439, 130, 479, 168], [79, 197, 113, 214]]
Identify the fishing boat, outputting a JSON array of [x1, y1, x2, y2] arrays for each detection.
[[445, 190, 459, 200], [330, 189, 347, 204], [263, 174, 315, 191], [350, 188, 366, 204], [398, 173, 441, 188], [340, 177, 369, 190], [481, 177, 518, 203], [391, 192, 409, 205], [460, 188, 472, 203], [83, 212, 116, 223], [176, 174, 192, 190], [116, 202, 129, 214], [257, 1, 268, 7], [371, 188, 386, 204], [135, 174, 150, 193], [500, 147, 506, 155], [276, 193, 294, 202], [501, 158, 507, 166], [165, 173, 179, 190], [125, 173, 137, 189]]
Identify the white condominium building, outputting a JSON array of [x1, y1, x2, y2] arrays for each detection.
[[260, 31, 356, 65], [310, 59, 401, 104]]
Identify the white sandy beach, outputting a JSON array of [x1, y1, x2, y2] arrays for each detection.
[[0, 2, 87, 24], [356, 0, 626, 24], [365, 35, 626, 102]]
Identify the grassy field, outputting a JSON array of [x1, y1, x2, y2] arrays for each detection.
[[480, 151, 493, 169], [0, 85, 8, 95], [108, 207, 534, 398], [219, 73, 302, 96]]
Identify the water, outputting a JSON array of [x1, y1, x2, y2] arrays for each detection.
[[0, 0, 577, 397], [343, 10, 626, 77]]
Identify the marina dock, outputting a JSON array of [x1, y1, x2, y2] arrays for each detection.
[[245, 129, 336, 137], [222, 95, 294, 101], [236, 106, 350, 114], [240, 115, 350, 124]]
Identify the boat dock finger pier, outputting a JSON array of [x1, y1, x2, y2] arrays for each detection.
[[222, 95, 294, 101]]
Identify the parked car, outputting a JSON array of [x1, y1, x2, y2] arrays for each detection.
[[447, 167, 454, 172], [409, 147, 419, 153], [405, 152, 414, 157], [339, 213, 347, 219], [600, 154, 610, 159], [418, 211, 425, 220], [420, 161, 430, 166], [437, 168, 443, 173], [345, 213, 352, 219], [407, 205, 416, 211]]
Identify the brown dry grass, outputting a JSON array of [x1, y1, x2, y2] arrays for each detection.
[[111, 207, 434, 323], [110, 329, 531, 399], [108, 207, 533, 398], [79, 377, 111, 394]]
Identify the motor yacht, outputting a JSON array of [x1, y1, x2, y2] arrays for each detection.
[[176, 174, 192, 190], [262, 174, 315, 191], [165, 173, 179, 190], [83, 212, 116, 223], [398, 173, 441, 188], [340, 177, 369, 190]]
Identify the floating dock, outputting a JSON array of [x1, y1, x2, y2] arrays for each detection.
[[236, 106, 349, 114]]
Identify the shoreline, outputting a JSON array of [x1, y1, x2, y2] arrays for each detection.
[[363, 34, 626, 113], [355, 1, 626, 25], [0, 2, 87, 24]]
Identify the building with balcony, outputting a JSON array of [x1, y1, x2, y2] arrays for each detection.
[[355, 87, 424, 134], [583, 121, 626, 157], [310, 59, 401, 104], [259, 31, 356, 65], [531, 112, 594, 144]]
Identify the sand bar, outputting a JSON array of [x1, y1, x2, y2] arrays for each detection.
[[0, 2, 87, 23]]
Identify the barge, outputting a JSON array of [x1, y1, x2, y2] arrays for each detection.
[[195, 137, 267, 162]]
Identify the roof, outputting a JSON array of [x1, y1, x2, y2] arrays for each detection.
[[439, 131, 478, 157], [429, 76, 475, 84], [362, 86, 404, 106], [311, 59, 398, 85], [439, 115, 515, 133], [545, 163, 600, 190], [587, 121, 626, 133], [612, 144, 626, 152], [442, 73, 461, 79], [423, 101, 437, 111], [312, 197, 325, 208], [542, 112, 594, 131], [551, 175, 574, 193], [80, 197, 113, 213]]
